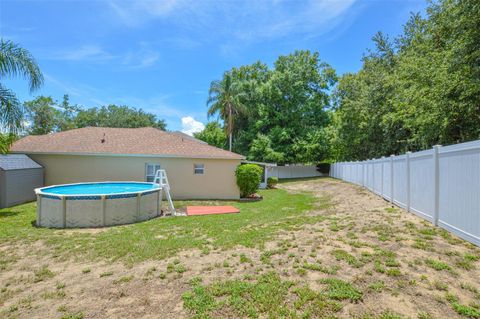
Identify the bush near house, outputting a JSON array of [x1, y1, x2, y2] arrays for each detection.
[[267, 177, 278, 189], [235, 164, 263, 197]]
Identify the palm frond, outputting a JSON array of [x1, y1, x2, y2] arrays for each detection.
[[0, 83, 24, 133], [0, 39, 44, 92]]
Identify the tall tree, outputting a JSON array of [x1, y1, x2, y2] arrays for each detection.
[[255, 50, 336, 163], [207, 72, 246, 151], [206, 51, 336, 163], [229, 62, 270, 155], [0, 39, 43, 133], [25, 96, 63, 135], [58, 94, 80, 131]]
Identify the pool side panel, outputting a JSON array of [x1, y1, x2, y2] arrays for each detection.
[[105, 196, 137, 226], [39, 196, 64, 228], [139, 192, 158, 221], [66, 198, 104, 227]]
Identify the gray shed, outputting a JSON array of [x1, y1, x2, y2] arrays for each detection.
[[0, 154, 44, 208]]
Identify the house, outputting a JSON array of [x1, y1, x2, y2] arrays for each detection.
[[0, 154, 44, 208], [10, 127, 244, 199]]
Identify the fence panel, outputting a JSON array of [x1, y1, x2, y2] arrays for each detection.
[[437, 141, 480, 246], [329, 139, 480, 247], [355, 163, 362, 185], [270, 165, 324, 179], [345, 164, 352, 183], [392, 155, 407, 208], [409, 150, 434, 221], [367, 161, 374, 191]]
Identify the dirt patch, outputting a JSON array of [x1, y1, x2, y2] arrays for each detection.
[[1, 178, 479, 318]]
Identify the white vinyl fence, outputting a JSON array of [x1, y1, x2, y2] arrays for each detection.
[[269, 165, 325, 179], [330, 140, 480, 246]]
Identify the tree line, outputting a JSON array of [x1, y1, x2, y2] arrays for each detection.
[[24, 95, 166, 135], [200, 52, 336, 164], [2, 0, 479, 161], [197, 0, 480, 162]]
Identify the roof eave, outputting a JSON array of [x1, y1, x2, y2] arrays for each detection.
[[10, 150, 245, 160]]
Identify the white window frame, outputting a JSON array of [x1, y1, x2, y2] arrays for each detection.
[[145, 163, 161, 182], [194, 163, 205, 175]]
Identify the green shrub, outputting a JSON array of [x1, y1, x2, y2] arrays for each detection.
[[235, 164, 263, 198], [267, 177, 278, 189]]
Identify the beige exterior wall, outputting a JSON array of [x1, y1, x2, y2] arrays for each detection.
[[28, 154, 241, 199]]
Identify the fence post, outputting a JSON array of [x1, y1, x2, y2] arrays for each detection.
[[372, 159, 375, 193], [362, 162, 365, 187], [433, 145, 441, 226], [381, 156, 385, 197], [406, 151, 411, 212], [368, 160, 371, 188], [390, 155, 394, 204], [357, 161, 360, 185]]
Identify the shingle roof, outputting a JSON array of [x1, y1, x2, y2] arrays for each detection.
[[10, 127, 244, 160], [0, 154, 43, 170]]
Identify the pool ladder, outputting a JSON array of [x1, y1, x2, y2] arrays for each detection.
[[153, 169, 177, 216]]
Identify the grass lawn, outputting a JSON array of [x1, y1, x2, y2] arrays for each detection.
[[1, 178, 480, 319], [0, 187, 327, 265]]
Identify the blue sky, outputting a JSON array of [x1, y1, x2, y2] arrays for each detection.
[[1, 0, 427, 134]]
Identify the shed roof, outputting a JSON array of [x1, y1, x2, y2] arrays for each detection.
[[0, 154, 43, 171], [10, 127, 245, 160]]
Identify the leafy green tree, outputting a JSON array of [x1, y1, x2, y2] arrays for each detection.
[[248, 134, 284, 163], [74, 105, 166, 130], [208, 51, 336, 163], [25, 96, 64, 135], [58, 94, 80, 131], [193, 122, 227, 149], [257, 50, 336, 163], [331, 33, 397, 160], [330, 0, 480, 161], [0, 133, 16, 154], [25, 96, 167, 134], [228, 62, 270, 154], [207, 72, 246, 151]]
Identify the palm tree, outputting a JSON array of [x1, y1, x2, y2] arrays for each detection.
[[0, 39, 43, 133], [207, 72, 245, 151]]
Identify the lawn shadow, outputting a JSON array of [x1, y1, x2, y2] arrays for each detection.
[[0, 210, 20, 218]]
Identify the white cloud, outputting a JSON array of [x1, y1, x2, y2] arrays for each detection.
[[50, 45, 116, 61], [181, 116, 205, 136], [122, 47, 160, 69], [48, 44, 160, 68], [107, 0, 358, 44], [107, 0, 189, 26]]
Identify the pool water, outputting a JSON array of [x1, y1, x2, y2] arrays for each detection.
[[41, 182, 158, 195]]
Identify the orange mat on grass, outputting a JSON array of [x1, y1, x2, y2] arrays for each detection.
[[186, 206, 240, 216]]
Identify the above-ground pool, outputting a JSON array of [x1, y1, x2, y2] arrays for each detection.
[[35, 182, 163, 228]]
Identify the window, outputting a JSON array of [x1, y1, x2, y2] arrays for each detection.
[[146, 163, 161, 182], [194, 164, 204, 175]]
